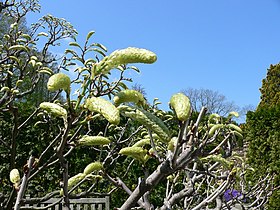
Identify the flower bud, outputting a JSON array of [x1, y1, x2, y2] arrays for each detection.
[[84, 97, 120, 125], [39, 102, 67, 119], [95, 47, 157, 75], [119, 146, 147, 162], [77, 135, 111, 146], [10, 169, 20, 184], [169, 93, 191, 121], [68, 173, 86, 189], [47, 73, 71, 92], [114, 89, 146, 107], [83, 162, 103, 175]]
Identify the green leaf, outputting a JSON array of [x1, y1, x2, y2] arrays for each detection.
[[64, 49, 77, 56], [86, 31, 95, 41], [29, 60, 36, 67], [85, 58, 96, 65], [37, 32, 49, 37], [72, 56, 83, 63], [38, 67, 54, 75], [20, 34, 32, 41], [93, 48, 106, 57], [9, 45, 29, 52], [118, 82, 128, 90], [91, 43, 107, 52], [128, 66, 140, 73], [9, 56, 20, 64], [69, 42, 81, 48]]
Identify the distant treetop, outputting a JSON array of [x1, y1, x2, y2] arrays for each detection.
[[258, 63, 280, 108]]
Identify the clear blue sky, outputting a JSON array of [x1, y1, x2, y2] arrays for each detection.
[[27, 0, 280, 114]]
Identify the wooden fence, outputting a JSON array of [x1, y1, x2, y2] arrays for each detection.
[[22, 196, 110, 210]]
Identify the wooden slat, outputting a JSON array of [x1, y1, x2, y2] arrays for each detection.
[[23, 196, 110, 210]]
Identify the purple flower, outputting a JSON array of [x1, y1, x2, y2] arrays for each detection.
[[224, 189, 242, 202]]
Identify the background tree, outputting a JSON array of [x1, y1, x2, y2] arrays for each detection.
[[131, 83, 147, 99], [245, 63, 280, 210], [181, 88, 239, 116], [258, 63, 280, 108], [0, 1, 77, 208]]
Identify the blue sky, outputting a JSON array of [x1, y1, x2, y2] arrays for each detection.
[[27, 0, 280, 116]]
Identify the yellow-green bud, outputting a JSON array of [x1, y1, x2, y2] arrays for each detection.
[[227, 123, 242, 134], [228, 111, 239, 118], [84, 97, 120, 125], [47, 73, 71, 92], [167, 175, 174, 182], [167, 137, 177, 152], [132, 139, 150, 147], [77, 135, 111, 146], [201, 155, 233, 169], [10, 169, 20, 184], [208, 124, 224, 137], [83, 162, 103, 175], [39, 102, 67, 119], [12, 89, 19, 94], [114, 89, 146, 107], [16, 80, 23, 87], [119, 146, 147, 162], [119, 106, 170, 143], [208, 113, 220, 123], [85, 174, 103, 181], [68, 173, 86, 189], [95, 47, 157, 75], [232, 130, 243, 139], [169, 93, 191, 121], [0, 87, 10, 92]]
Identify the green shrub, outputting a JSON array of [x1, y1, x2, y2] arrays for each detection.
[[245, 105, 280, 209]]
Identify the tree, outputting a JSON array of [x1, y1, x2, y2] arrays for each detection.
[[245, 63, 280, 209], [0, 1, 76, 208], [0, 1, 276, 210], [258, 63, 280, 108], [181, 88, 239, 116]]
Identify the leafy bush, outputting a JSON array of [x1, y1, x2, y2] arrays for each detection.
[[246, 105, 280, 209]]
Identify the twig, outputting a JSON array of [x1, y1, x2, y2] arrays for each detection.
[[14, 156, 35, 210]]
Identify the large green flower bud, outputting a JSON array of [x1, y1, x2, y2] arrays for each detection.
[[39, 102, 67, 119], [208, 124, 224, 137], [77, 135, 111, 146], [84, 97, 120, 125], [119, 106, 170, 142], [68, 173, 86, 190], [167, 137, 178, 152], [95, 47, 157, 75], [132, 138, 150, 147], [119, 146, 147, 162], [110, 47, 157, 64], [114, 89, 146, 107], [201, 155, 233, 169], [10, 169, 20, 184], [83, 162, 103, 175], [169, 93, 191, 121], [227, 123, 242, 134], [47, 73, 71, 92]]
